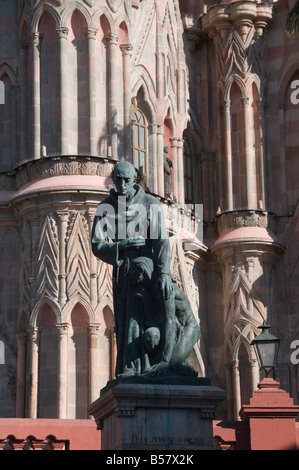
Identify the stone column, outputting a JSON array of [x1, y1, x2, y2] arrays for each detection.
[[257, 98, 266, 209], [87, 209, 98, 307], [170, 137, 178, 201], [157, 124, 164, 197], [16, 332, 27, 418], [120, 44, 133, 161], [28, 327, 39, 419], [88, 323, 100, 405], [30, 217, 40, 311], [18, 41, 29, 162], [176, 138, 185, 206], [242, 95, 256, 209], [31, 32, 41, 160], [232, 359, 241, 420], [177, 66, 186, 115], [57, 210, 68, 307], [226, 363, 233, 420], [201, 151, 216, 221], [156, 52, 164, 100], [107, 33, 119, 160], [223, 99, 233, 211], [57, 322, 69, 419], [216, 103, 224, 210], [148, 124, 158, 195], [87, 28, 98, 156], [249, 358, 260, 395], [56, 27, 69, 155]]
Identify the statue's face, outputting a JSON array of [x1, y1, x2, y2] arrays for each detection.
[[113, 167, 136, 197], [131, 264, 144, 283], [144, 327, 160, 352]]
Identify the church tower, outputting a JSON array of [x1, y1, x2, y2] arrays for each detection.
[[0, 0, 202, 420]]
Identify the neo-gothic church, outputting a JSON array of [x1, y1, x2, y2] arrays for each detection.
[[0, 0, 298, 422]]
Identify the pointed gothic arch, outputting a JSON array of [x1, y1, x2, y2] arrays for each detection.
[[18, 13, 31, 44], [31, 3, 61, 32], [118, 19, 130, 44], [61, 1, 93, 30], [132, 73, 157, 123], [30, 297, 61, 327], [62, 296, 95, 324], [224, 74, 247, 102], [0, 63, 17, 86], [96, 11, 113, 36]]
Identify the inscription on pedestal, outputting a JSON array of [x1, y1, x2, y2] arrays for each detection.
[[132, 434, 204, 447]]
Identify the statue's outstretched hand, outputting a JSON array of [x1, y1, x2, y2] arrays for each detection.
[[118, 237, 146, 252]]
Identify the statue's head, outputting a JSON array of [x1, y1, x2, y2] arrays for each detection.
[[130, 257, 154, 285], [112, 161, 138, 197], [144, 327, 160, 353]]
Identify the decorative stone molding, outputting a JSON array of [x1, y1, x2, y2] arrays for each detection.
[[14, 156, 115, 190], [84, 0, 96, 7], [56, 322, 69, 337], [35, 214, 59, 302], [21, 0, 66, 11], [201, 409, 216, 419], [214, 210, 278, 237], [56, 27, 69, 40], [116, 407, 135, 418], [106, 0, 124, 13]]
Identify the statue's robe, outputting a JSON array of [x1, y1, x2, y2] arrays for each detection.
[[91, 184, 171, 375]]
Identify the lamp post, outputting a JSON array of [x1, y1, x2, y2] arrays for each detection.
[[251, 322, 280, 378]]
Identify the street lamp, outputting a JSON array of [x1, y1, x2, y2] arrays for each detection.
[[251, 322, 280, 378]]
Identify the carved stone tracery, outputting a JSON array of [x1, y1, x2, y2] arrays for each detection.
[[202, 2, 273, 98]]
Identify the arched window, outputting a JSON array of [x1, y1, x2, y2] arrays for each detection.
[[132, 99, 147, 177]]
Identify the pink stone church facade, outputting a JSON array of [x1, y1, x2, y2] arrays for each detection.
[[0, 0, 298, 424]]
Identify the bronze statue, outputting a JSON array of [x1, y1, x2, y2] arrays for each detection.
[[91, 161, 200, 378]]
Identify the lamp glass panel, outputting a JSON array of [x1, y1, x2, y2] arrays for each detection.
[[256, 342, 276, 368]]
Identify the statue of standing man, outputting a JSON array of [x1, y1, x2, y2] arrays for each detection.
[[91, 161, 200, 378]]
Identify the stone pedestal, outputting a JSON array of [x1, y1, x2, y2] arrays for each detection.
[[88, 377, 226, 450], [240, 378, 299, 450]]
